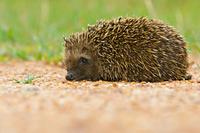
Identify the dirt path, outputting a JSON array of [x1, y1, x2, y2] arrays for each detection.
[[0, 58, 200, 133]]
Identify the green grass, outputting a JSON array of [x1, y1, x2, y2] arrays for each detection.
[[14, 75, 38, 84], [0, 0, 199, 63]]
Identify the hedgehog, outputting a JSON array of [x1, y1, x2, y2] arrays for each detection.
[[64, 17, 191, 82]]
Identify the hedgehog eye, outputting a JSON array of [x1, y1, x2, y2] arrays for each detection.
[[78, 57, 89, 65]]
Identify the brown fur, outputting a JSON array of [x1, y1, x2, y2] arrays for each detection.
[[64, 17, 190, 82]]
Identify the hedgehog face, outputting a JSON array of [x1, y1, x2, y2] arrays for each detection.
[[64, 35, 98, 81], [65, 53, 98, 81]]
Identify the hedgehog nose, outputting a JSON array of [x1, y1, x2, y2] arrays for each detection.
[[66, 72, 75, 80]]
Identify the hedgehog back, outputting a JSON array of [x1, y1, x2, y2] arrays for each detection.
[[87, 17, 188, 82]]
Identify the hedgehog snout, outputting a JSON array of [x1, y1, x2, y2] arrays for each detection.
[[65, 71, 75, 81]]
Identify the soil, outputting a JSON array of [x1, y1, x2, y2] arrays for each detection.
[[0, 56, 200, 133]]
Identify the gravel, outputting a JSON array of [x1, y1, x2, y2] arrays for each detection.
[[0, 58, 200, 133]]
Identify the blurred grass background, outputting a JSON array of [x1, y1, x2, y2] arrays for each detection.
[[0, 0, 199, 63]]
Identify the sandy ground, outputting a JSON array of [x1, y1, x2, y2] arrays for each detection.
[[0, 57, 200, 133]]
